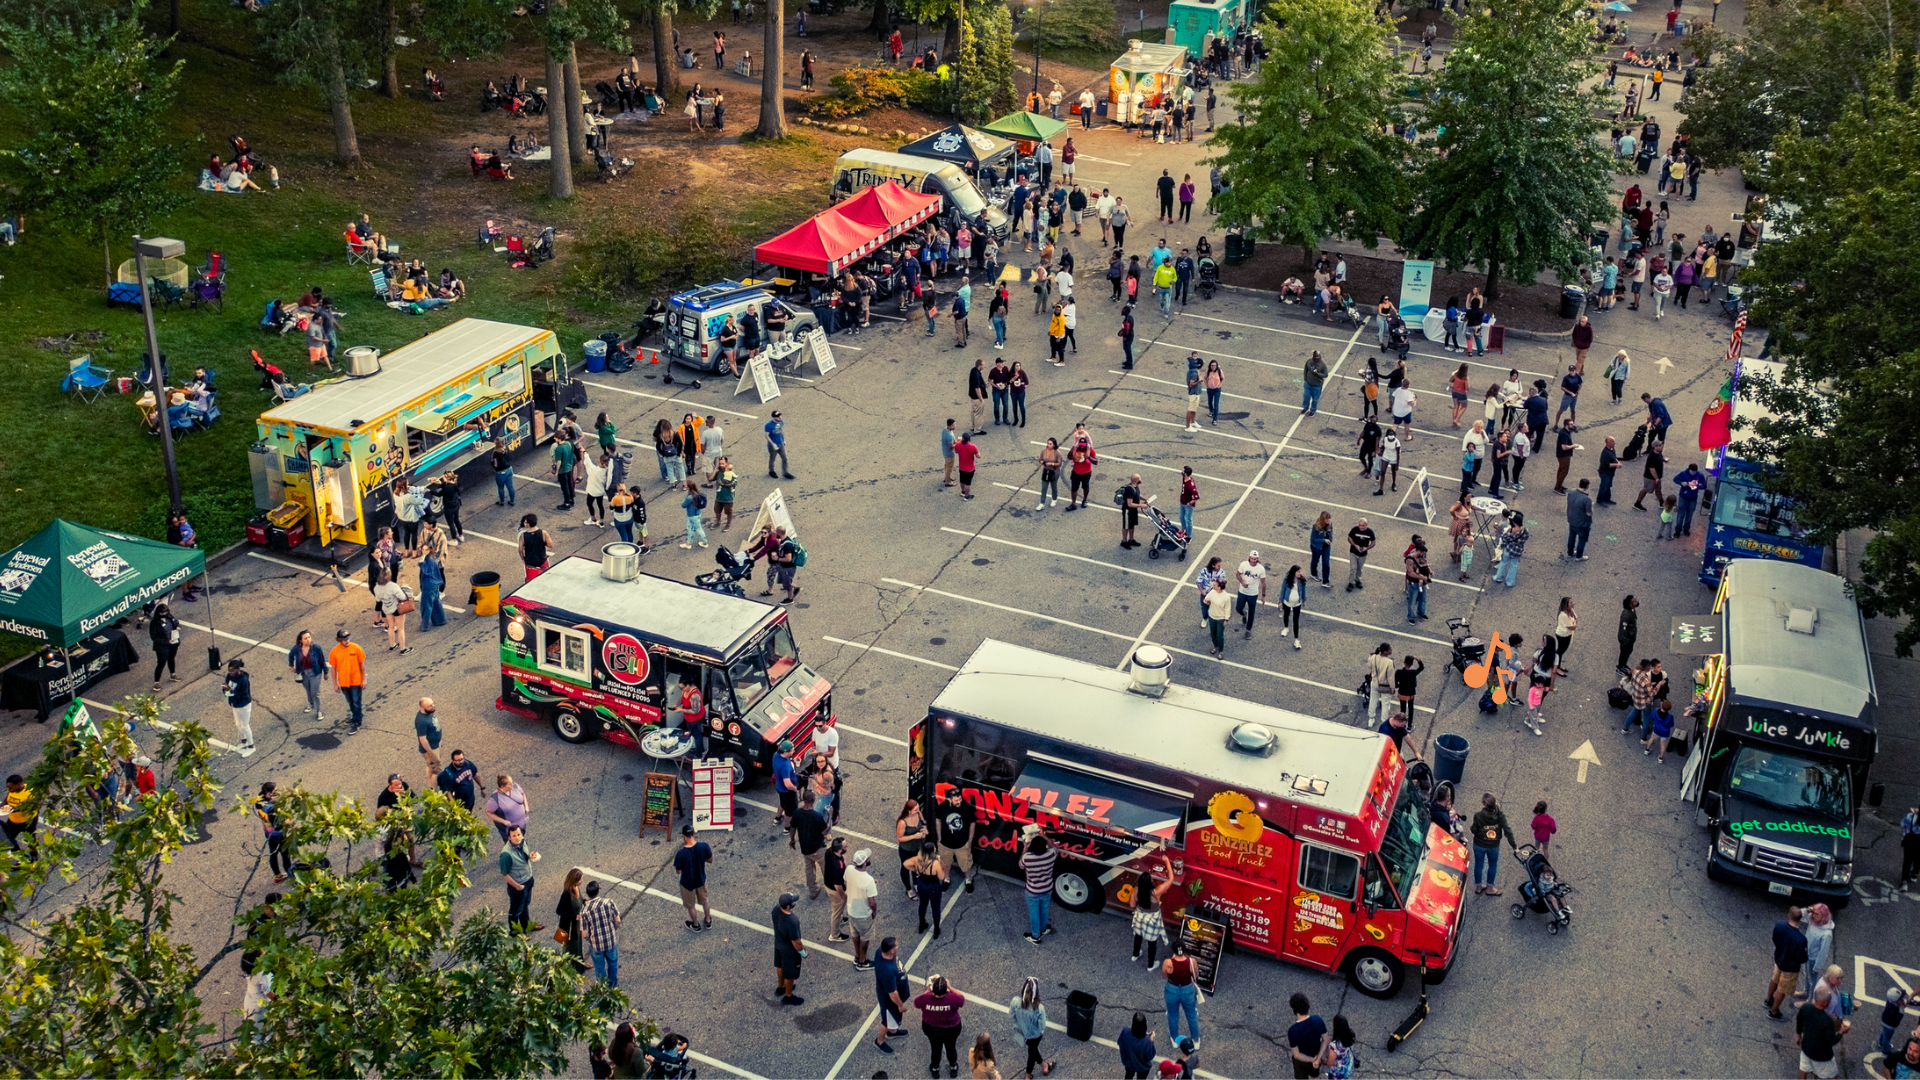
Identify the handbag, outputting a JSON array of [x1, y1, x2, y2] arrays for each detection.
[[553, 927, 570, 945], [395, 585, 417, 616]]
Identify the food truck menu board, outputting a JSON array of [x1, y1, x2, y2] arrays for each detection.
[[691, 757, 736, 832], [642, 771, 679, 834], [1177, 911, 1228, 994]]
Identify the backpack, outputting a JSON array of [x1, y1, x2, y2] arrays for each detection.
[[1114, 486, 1129, 507], [1479, 685, 1501, 714], [1607, 686, 1633, 709], [786, 537, 808, 568], [694, 491, 708, 510]]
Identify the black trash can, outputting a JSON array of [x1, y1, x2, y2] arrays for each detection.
[[1559, 285, 1585, 319], [1588, 229, 1609, 251], [1065, 990, 1099, 1042], [1636, 146, 1656, 175], [1433, 733, 1470, 786], [1224, 232, 1243, 265]]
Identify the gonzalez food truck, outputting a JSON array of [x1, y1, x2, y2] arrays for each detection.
[[1684, 560, 1879, 903], [913, 640, 1465, 998], [252, 319, 566, 555], [495, 555, 835, 783]]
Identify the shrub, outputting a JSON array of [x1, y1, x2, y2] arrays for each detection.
[[563, 200, 751, 301], [805, 66, 945, 119]]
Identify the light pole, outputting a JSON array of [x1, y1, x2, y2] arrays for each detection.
[[1031, 0, 1046, 97], [133, 235, 185, 515]]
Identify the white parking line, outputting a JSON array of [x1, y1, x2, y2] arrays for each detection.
[[1069, 402, 1276, 447], [820, 635, 960, 672], [687, 1051, 769, 1080], [460, 530, 520, 549], [84, 697, 246, 754], [585, 380, 762, 420], [1179, 312, 1553, 378], [247, 552, 466, 613], [936, 528, 1172, 585], [1096, 383, 1354, 461]]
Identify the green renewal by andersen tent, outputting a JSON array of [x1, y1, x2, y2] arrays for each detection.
[[0, 520, 205, 647], [979, 111, 1069, 144]]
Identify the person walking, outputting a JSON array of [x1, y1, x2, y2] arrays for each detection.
[[217, 657, 257, 753], [916, 973, 968, 1078], [1632, 440, 1667, 511], [482, 773, 532, 843], [1531, 801, 1558, 857], [774, 892, 807, 1006], [1404, 536, 1431, 624], [1470, 793, 1517, 895], [936, 785, 979, 894], [1233, 550, 1268, 639], [579, 878, 623, 986], [1674, 462, 1706, 536], [1046, 303, 1068, 366], [1120, 474, 1147, 549], [1373, 428, 1403, 494], [1494, 513, 1528, 588], [1011, 977, 1055, 1078], [1768, 906, 1809, 1020], [1306, 512, 1335, 589], [1301, 351, 1328, 416], [329, 628, 367, 732], [1345, 518, 1376, 591], [1616, 595, 1639, 675], [679, 479, 710, 549], [1277, 565, 1307, 650], [148, 602, 182, 691], [1018, 833, 1057, 945], [1552, 598, 1578, 675], [252, 781, 290, 882], [1203, 577, 1234, 658], [517, 513, 552, 580], [1034, 438, 1062, 511], [1286, 995, 1327, 1080], [286, 630, 329, 722], [499, 824, 543, 934], [1565, 479, 1594, 559], [765, 410, 794, 479], [1162, 941, 1201, 1047], [1177, 467, 1199, 539]]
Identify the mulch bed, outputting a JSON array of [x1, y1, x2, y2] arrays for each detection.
[[1222, 242, 1577, 333]]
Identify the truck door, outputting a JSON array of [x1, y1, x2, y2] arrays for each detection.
[[1283, 841, 1363, 972]]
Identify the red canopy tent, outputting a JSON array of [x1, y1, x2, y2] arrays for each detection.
[[754, 181, 943, 277]]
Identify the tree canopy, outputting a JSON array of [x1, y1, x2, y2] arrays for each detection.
[[1398, 0, 1615, 298], [1732, 84, 1920, 656], [0, 696, 630, 1076], [1207, 0, 1411, 253]]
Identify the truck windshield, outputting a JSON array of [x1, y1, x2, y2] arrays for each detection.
[[1728, 747, 1851, 819], [947, 177, 988, 216], [1375, 780, 1431, 903], [727, 622, 800, 714]]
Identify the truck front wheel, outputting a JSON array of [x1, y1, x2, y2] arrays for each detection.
[[551, 706, 594, 744], [1345, 948, 1407, 999], [1052, 863, 1107, 913]]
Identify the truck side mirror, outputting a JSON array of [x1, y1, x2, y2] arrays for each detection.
[[1868, 782, 1885, 808], [1702, 791, 1722, 819]]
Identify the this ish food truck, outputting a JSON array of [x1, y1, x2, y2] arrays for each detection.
[[496, 555, 835, 784], [913, 640, 1465, 998], [1684, 560, 1879, 904], [252, 319, 566, 556]]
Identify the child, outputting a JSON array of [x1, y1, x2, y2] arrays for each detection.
[[1531, 801, 1557, 856], [1646, 698, 1676, 761], [1656, 495, 1677, 539], [1500, 633, 1528, 710], [589, 1041, 613, 1080], [1880, 987, 1909, 1057]]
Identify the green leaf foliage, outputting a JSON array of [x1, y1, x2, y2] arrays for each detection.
[[0, 3, 187, 249], [1400, 0, 1616, 298], [1731, 90, 1920, 656], [1207, 0, 1412, 252], [1032, 0, 1121, 56]]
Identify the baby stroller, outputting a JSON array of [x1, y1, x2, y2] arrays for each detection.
[[1508, 844, 1572, 934], [1144, 505, 1189, 561], [694, 546, 756, 598], [1385, 318, 1411, 361], [1196, 256, 1220, 300]]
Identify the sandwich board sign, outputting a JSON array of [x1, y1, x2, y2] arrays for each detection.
[[734, 351, 782, 403], [802, 328, 836, 375]]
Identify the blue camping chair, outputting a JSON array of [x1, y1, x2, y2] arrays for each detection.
[[167, 402, 196, 436], [61, 354, 114, 404], [370, 266, 392, 299]]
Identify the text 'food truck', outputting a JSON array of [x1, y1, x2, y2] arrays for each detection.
[[495, 556, 835, 784], [911, 640, 1465, 998], [1684, 560, 1880, 904]]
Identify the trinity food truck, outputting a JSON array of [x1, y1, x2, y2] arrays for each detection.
[[912, 640, 1465, 998], [495, 556, 835, 784], [1683, 560, 1879, 903]]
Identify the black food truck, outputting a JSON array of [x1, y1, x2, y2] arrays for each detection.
[[495, 555, 835, 784], [1683, 559, 1880, 904]]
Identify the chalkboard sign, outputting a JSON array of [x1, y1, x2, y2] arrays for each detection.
[[641, 771, 678, 835], [1176, 911, 1228, 995]]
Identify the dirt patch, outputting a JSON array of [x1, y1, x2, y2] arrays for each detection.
[[1226, 242, 1577, 333]]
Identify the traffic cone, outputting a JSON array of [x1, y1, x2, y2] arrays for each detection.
[[647, 348, 660, 364]]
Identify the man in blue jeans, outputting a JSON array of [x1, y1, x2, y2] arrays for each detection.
[[1621, 659, 1664, 736], [579, 879, 623, 986], [1301, 350, 1328, 416], [1469, 792, 1516, 895], [1018, 833, 1056, 944]]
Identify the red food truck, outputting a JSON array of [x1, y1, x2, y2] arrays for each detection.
[[495, 555, 834, 784], [910, 639, 1466, 998]]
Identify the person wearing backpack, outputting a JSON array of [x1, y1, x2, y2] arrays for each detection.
[[773, 526, 805, 604]]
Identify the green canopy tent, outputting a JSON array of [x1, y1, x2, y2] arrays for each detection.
[[0, 520, 214, 652], [978, 111, 1070, 145]]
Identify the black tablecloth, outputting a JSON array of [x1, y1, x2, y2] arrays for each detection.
[[2, 630, 140, 721]]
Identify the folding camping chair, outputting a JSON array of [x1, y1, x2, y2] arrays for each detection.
[[60, 354, 113, 404], [345, 230, 374, 266], [370, 266, 394, 300], [190, 277, 226, 312], [149, 276, 186, 310]]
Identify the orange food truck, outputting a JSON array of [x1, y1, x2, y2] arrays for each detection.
[[911, 640, 1465, 998]]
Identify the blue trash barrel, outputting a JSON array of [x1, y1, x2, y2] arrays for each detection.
[[1433, 733, 1470, 786], [584, 339, 608, 372]]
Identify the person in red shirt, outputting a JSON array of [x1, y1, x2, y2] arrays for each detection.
[[954, 433, 981, 500], [1178, 466, 1199, 539], [133, 756, 157, 801]]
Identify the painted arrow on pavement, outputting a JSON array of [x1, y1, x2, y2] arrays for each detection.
[[1569, 739, 1602, 783], [1654, 356, 1676, 374]]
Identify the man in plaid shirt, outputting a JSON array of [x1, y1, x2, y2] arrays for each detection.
[[579, 881, 623, 987]]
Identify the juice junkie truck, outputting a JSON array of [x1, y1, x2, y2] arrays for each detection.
[[913, 640, 1466, 998], [1684, 560, 1880, 903], [495, 556, 834, 783]]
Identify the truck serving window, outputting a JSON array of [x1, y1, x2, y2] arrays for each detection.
[[534, 622, 591, 680], [1298, 844, 1359, 901], [1376, 781, 1432, 902], [1728, 747, 1851, 819]]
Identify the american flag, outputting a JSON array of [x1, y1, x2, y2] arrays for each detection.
[[1725, 310, 1746, 362]]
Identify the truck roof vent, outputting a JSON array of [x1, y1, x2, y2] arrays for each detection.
[[1127, 645, 1172, 697], [1785, 605, 1818, 635], [1227, 722, 1278, 757]]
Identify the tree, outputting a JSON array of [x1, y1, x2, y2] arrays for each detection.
[[256, 0, 379, 165], [1399, 0, 1614, 298], [1207, 0, 1411, 255], [0, 696, 632, 1076], [759, 0, 789, 137], [1732, 89, 1920, 656], [0, 3, 186, 286], [534, 0, 631, 194], [1677, 0, 1919, 169], [962, 1, 1018, 121]]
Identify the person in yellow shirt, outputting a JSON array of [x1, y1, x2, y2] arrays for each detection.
[[4, 775, 36, 854], [1046, 304, 1068, 366]]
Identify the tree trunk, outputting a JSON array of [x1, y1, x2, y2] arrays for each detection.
[[169, 0, 179, 34], [547, 50, 575, 198], [758, 0, 788, 138], [563, 45, 587, 164], [102, 232, 113, 291], [944, 15, 961, 65], [326, 51, 361, 165], [868, 0, 889, 41], [381, 0, 401, 98], [654, 6, 680, 99], [1484, 243, 1502, 300]]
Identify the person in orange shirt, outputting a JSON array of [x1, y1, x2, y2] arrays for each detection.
[[329, 629, 368, 733]]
